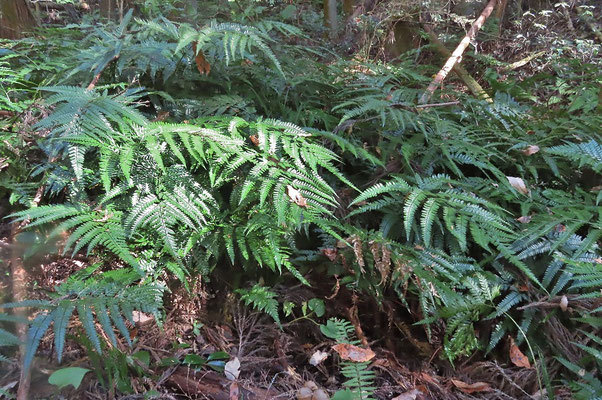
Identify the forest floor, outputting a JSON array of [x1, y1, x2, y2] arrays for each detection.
[[0, 235, 565, 400]]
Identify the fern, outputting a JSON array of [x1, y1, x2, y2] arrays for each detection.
[[547, 139, 602, 173], [0, 268, 163, 371], [237, 284, 280, 325], [349, 175, 512, 250], [321, 318, 376, 400]]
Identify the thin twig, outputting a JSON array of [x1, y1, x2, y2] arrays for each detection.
[[415, 101, 460, 108]]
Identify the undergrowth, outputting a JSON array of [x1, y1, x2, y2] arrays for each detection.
[[0, 1, 600, 398]]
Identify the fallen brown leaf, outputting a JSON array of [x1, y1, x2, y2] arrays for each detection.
[[249, 135, 260, 146], [391, 388, 422, 400], [332, 343, 375, 362], [229, 381, 239, 400], [321, 248, 337, 261], [191, 42, 211, 75], [507, 176, 530, 195], [309, 350, 329, 366], [451, 379, 492, 394], [516, 215, 532, 224], [509, 337, 531, 368], [521, 145, 540, 156], [287, 185, 308, 208]]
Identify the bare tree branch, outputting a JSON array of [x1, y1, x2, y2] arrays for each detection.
[[419, 0, 497, 104]]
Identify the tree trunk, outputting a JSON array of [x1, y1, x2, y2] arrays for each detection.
[[0, 0, 36, 39], [343, 0, 354, 19], [324, 0, 338, 38]]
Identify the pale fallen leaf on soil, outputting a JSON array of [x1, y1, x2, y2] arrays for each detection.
[[309, 350, 329, 366], [332, 343, 375, 362], [560, 295, 568, 312], [521, 145, 540, 156], [225, 357, 241, 380], [507, 176, 530, 195], [451, 379, 492, 394], [132, 311, 154, 325], [516, 215, 532, 224], [312, 388, 329, 400], [391, 388, 423, 400], [287, 185, 308, 208], [296, 386, 313, 400], [509, 337, 531, 368]]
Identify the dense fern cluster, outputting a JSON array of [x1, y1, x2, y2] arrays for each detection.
[[0, 3, 601, 398]]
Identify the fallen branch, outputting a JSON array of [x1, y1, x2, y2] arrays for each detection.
[[419, 0, 497, 104], [503, 50, 547, 71], [423, 25, 492, 103]]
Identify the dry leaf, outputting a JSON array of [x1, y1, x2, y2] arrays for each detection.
[[321, 248, 337, 261], [191, 42, 211, 75], [516, 215, 532, 224], [507, 176, 530, 195], [391, 389, 422, 400], [521, 145, 540, 156], [225, 357, 241, 380], [287, 185, 308, 208], [516, 284, 529, 292], [309, 350, 329, 366], [312, 388, 329, 400], [509, 337, 531, 368], [249, 135, 260, 146], [451, 379, 492, 394], [229, 381, 240, 400], [559, 295, 568, 312], [332, 343, 375, 362], [296, 386, 313, 400], [132, 311, 154, 326]]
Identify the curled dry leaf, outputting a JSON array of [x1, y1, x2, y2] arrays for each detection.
[[451, 379, 492, 394], [507, 176, 530, 195], [509, 337, 531, 368], [521, 145, 540, 156], [287, 185, 308, 208], [332, 343, 375, 363], [309, 350, 329, 366], [516, 215, 532, 224]]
